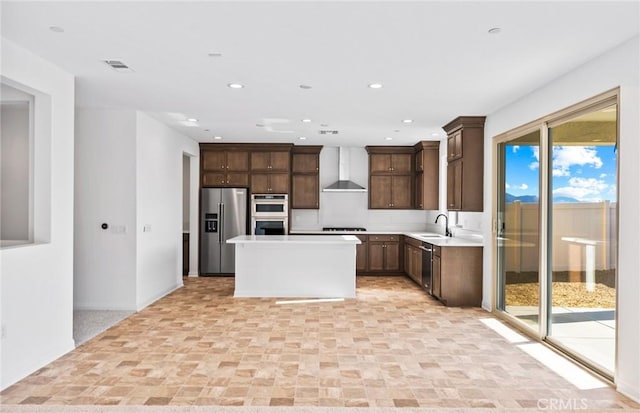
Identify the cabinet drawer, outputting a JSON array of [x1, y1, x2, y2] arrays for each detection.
[[369, 235, 399, 242], [404, 236, 421, 248]]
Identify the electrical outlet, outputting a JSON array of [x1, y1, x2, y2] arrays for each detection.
[[143, 225, 152, 232], [1, 324, 6, 340]]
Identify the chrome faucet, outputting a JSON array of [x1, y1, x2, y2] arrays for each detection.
[[435, 214, 452, 237]]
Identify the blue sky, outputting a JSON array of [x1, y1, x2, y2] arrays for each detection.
[[505, 144, 617, 202]]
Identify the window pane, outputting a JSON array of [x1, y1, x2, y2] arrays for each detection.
[[548, 104, 617, 374]]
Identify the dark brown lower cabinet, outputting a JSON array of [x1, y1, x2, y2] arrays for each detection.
[[403, 237, 422, 285], [356, 235, 368, 272], [366, 235, 401, 273], [434, 245, 482, 307]]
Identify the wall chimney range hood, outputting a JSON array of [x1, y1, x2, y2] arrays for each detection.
[[322, 147, 367, 192]]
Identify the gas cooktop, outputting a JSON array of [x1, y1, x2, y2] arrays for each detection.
[[322, 227, 367, 232]]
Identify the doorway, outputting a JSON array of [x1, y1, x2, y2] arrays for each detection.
[[495, 91, 618, 377]]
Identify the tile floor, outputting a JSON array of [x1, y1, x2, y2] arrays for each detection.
[[1, 276, 637, 409]]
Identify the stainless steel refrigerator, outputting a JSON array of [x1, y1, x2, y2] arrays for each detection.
[[200, 188, 248, 275]]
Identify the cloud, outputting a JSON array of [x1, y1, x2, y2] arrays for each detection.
[[529, 161, 539, 170], [552, 177, 608, 201], [600, 173, 607, 178], [529, 147, 540, 170], [552, 146, 602, 177], [505, 182, 511, 189], [512, 145, 520, 153], [518, 183, 528, 190]]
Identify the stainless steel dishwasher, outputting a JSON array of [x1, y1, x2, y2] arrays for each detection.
[[419, 242, 433, 295]]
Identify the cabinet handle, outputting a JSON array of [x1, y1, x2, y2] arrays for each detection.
[[221, 180, 225, 184]]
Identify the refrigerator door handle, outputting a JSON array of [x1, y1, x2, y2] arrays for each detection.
[[219, 202, 225, 243]]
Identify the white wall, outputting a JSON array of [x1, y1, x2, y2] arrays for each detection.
[[0, 104, 30, 241], [292, 146, 440, 232], [135, 112, 198, 309], [483, 36, 640, 401], [74, 109, 138, 310], [0, 39, 75, 390]]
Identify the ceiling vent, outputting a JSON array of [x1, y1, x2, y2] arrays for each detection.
[[318, 130, 339, 135], [103, 60, 134, 73]]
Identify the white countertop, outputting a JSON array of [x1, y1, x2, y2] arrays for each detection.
[[288, 229, 483, 247], [228, 235, 361, 244]]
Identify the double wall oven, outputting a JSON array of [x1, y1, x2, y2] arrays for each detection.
[[251, 194, 288, 235]]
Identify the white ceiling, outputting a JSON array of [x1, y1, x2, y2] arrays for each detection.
[[1, 1, 638, 146]]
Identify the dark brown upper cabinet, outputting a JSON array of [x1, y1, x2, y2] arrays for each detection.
[[442, 116, 485, 212], [366, 146, 414, 210], [291, 146, 322, 209], [414, 141, 440, 210]]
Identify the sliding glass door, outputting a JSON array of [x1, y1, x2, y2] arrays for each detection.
[[547, 103, 617, 373], [497, 130, 541, 332], [496, 92, 618, 377]]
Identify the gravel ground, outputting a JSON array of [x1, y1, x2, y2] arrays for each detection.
[[505, 281, 615, 308]]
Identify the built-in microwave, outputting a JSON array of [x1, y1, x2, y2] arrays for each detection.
[[251, 194, 288, 217]]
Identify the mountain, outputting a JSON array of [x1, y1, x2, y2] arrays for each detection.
[[505, 193, 579, 203]]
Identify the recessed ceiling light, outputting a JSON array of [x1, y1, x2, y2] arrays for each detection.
[[204, 129, 210, 132], [368, 83, 383, 89], [208, 52, 222, 57], [213, 136, 223, 140], [301, 119, 312, 123], [431, 132, 441, 137], [187, 118, 198, 122], [402, 119, 413, 123], [298, 136, 307, 140], [256, 123, 265, 127], [299, 85, 312, 89], [488, 27, 502, 34], [320, 123, 329, 127], [228, 83, 244, 89], [385, 137, 393, 141], [394, 129, 400, 133], [49, 26, 64, 33]]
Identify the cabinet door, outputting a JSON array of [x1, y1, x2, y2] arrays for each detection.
[[415, 173, 424, 209], [391, 154, 412, 174], [291, 174, 318, 208], [391, 175, 412, 209], [227, 151, 249, 171], [292, 153, 319, 173], [269, 152, 290, 172], [369, 175, 392, 208], [447, 161, 462, 210], [226, 172, 249, 187], [422, 148, 439, 210], [370, 154, 391, 174], [432, 254, 442, 299], [202, 151, 226, 171], [413, 247, 422, 281], [368, 242, 385, 271], [269, 173, 290, 193], [415, 150, 424, 172], [384, 242, 400, 271], [447, 130, 463, 161], [202, 172, 226, 186], [250, 152, 271, 171], [356, 238, 368, 272], [250, 174, 270, 193]]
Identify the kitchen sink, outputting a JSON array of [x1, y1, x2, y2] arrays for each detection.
[[411, 233, 447, 239]]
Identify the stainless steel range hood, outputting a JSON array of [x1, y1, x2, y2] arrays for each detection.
[[322, 147, 367, 192]]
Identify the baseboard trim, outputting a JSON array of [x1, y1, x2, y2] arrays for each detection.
[[136, 282, 183, 311], [616, 379, 640, 403], [73, 303, 137, 311]]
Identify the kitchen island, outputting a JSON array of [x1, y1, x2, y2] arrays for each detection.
[[227, 235, 361, 298]]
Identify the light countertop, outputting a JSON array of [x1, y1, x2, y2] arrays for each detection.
[[289, 229, 483, 247], [228, 235, 361, 244]]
